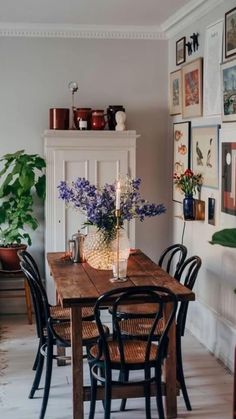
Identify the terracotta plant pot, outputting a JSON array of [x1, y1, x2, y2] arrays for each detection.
[[0, 244, 27, 271]]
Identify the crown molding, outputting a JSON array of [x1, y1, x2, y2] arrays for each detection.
[[0, 0, 225, 41], [162, 0, 224, 38], [0, 22, 165, 40]]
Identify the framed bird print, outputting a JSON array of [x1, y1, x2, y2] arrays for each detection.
[[182, 57, 203, 118], [173, 121, 191, 202], [191, 125, 219, 189]]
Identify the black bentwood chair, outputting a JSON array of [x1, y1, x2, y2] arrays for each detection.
[[87, 286, 178, 419], [158, 244, 187, 277], [20, 260, 109, 419], [120, 256, 202, 411], [109, 244, 187, 320], [18, 250, 94, 370]]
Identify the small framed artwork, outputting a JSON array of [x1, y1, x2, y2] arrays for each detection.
[[221, 59, 236, 122], [191, 125, 219, 189], [225, 7, 236, 59], [222, 142, 236, 216], [173, 121, 191, 202], [208, 197, 216, 225], [182, 57, 203, 118], [169, 69, 182, 115], [176, 36, 186, 66]]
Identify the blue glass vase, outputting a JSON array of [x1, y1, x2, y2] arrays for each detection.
[[183, 194, 195, 220]]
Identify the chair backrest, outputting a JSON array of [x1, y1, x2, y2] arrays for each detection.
[[18, 250, 44, 337], [158, 244, 187, 278], [175, 256, 202, 336], [18, 249, 41, 284], [93, 286, 178, 369], [20, 260, 50, 332]]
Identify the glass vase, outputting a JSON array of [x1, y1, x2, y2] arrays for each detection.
[[183, 194, 195, 220], [111, 229, 130, 280], [83, 228, 113, 270], [83, 227, 130, 271]]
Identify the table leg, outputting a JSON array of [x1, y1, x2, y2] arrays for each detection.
[[71, 306, 84, 419], [164, 302, 177, 419]]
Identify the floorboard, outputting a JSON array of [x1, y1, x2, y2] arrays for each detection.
[[0, 314, 233, 419]]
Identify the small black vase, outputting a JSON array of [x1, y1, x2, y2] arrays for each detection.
[[183, 194, 195, 220]]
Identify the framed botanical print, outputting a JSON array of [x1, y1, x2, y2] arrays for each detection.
[[221, 142, 236, 216], [169, 69, 182, 115], [221, 59, 236, 122], [225, 7, 236, 59], [173, 121, 191, 202], [176, 36, 186, 66], [182, 57, 203, 118], [191, 125, 219, 189]]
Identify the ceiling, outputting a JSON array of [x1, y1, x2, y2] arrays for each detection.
[[0, 0, 193, 27]]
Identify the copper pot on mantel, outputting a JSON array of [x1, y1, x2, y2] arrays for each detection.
[[49, 108, 70, 130]]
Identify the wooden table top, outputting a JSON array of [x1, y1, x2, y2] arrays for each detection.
[[47, 250, 195, 308]]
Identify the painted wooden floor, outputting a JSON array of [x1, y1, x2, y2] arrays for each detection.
[[0, 314, 234, 419]]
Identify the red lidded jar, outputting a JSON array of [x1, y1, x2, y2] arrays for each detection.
[[91, 110, 106, 130]]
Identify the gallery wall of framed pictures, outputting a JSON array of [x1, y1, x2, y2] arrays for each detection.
[[170, 4, 236, 222]]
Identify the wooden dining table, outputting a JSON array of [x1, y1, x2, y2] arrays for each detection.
[[47, 249, 195, 419]]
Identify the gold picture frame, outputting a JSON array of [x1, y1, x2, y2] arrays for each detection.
[[169, 69, 182, 115], [182, 57, 203, 118]]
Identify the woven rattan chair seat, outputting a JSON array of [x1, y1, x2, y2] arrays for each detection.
[[90, 340, 158, 364], [120, 317, 164, 337], [116, 303, 159, 316], [50, 306, 70, 320], [50, 305, 94, 320], [81, 306, 94, 319], [53, 321, 107, 343]]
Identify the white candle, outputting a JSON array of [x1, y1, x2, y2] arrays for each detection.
[[116, 181, 121, 210]]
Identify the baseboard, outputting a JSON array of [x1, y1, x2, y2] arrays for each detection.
[[187, 299, 236, 372]]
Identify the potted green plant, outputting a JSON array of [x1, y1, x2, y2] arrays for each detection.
[[0, 150, 46, 270]]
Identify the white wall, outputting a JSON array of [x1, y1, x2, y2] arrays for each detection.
[[0, 36, 170, 311], [169, 0, 236, 371]]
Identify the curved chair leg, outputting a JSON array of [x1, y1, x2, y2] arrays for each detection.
[[119, 369, 129, 411], [155, 367, 165, 419], [32, 340, 41, 370], [144, 384, 152, 419], [39, 341, 53, 419], [144, 368, 152, 419], [104, 369, 112, 419], [29, 351, 45, 398], [176, 334, 192, 411], [89, 365, 98, 419]]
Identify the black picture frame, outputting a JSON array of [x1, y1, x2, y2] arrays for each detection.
[[176, 36, 186, 66], [225, 7, 236, 59]]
